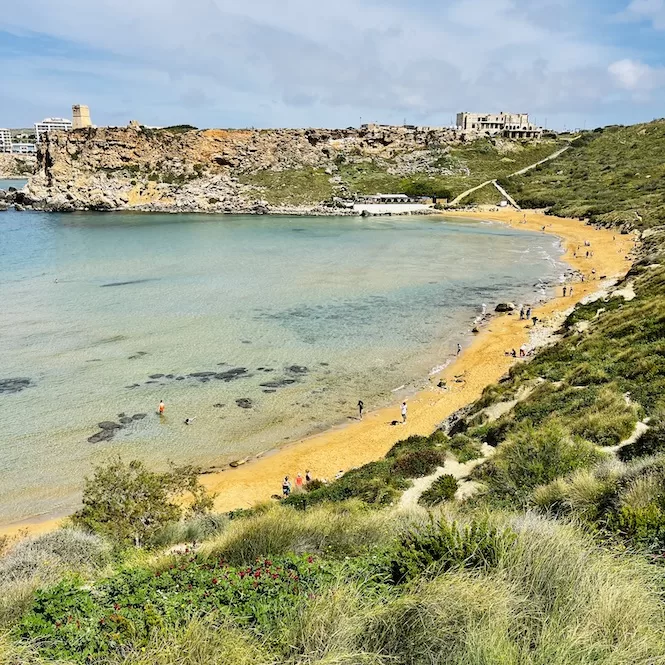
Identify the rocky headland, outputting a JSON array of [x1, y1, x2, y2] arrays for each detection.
[[6, 124, 479, 214]]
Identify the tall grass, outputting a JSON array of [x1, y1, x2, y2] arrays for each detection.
[[97, 617, 273, 665], [200, 502, 404, 565]]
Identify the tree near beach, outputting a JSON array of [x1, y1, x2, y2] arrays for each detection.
[[72, 458, 215, 548]]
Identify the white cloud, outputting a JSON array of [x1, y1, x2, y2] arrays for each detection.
[[608, 58, 665, 92], [0, 0, 663, 128]]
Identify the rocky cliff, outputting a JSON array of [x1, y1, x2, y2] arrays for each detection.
[[0, 153, 36, 178], [23, 124, 466, 213]]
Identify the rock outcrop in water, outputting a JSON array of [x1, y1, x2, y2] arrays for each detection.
[[21, 124, 468, 214]]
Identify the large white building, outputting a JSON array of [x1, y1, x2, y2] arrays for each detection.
[[456, 112, 543, 139], [34, 117, 72, 143], [0, 128, 11, 153]]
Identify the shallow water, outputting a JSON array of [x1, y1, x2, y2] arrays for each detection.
[[0, 210, 565, 525], [0, 178, 28, 191]]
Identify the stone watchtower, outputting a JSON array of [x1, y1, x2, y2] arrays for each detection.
[[72, 104, 92, 129]]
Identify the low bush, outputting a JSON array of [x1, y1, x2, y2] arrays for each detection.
[[448, 434, 483, 462], [391, 449, 443, 478], [150, 513, 229, 549], [72, 458, 215, 548], [388, 518, 516, 583], [19, 554, 321, 662], [418, 475, 459, 507]]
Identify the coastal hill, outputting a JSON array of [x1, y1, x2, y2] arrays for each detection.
[[2, 120, 665, 664], [510, 119, 665, 230], [22, 124, 562, 213]]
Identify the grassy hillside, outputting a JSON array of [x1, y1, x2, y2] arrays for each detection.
[[239, 137, 563, 205], [508, 120, 665, 229]]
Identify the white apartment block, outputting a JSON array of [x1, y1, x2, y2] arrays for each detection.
[[0, 128, 11, 153], [456, 112, 543, 139], [34, 117, 72, 143], [12, 143, 37, 154]]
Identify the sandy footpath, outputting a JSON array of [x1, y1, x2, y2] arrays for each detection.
[[1, 210, 634, 537]]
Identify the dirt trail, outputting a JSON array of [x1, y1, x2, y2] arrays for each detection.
[[451, 144, 571, 205], [399, 444, 495, 510]]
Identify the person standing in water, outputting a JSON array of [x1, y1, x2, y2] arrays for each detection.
[[457, 343, 462, 356], [401, 401, 408, 424], [158, 400, 165, 415], [358, 400, 364, 420]]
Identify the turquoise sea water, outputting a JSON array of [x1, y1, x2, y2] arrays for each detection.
[[0, 211, 565, 525], [0, 178, 28, 190]]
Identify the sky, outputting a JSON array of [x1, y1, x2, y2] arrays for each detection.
[[1, 0, 664, 130]]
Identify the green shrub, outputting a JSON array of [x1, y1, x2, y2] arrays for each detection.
[[19, 554, 319, 662], [388, 518, 516, 583], [449, 434, 483, 462], [150, 513, 228, 549], [391, 449, 443, 478], [418, 475, 459, 507], [606, 503, 665, 553]]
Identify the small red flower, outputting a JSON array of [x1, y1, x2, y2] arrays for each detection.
[[212, 578, 218, 585]]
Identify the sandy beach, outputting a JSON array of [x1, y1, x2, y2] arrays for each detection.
[[1, 210, 634, 538]]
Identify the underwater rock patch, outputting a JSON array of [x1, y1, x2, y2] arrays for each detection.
[[0, 378, 32, 394], [236, 398, 253, 409]]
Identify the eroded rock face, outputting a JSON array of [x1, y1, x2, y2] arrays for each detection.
[[25, 124, 465, 213]]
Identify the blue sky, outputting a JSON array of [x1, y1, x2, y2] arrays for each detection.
[[1, 0, 664, 130]]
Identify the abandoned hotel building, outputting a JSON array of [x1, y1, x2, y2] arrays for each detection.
[[456, 112, 543, 138]]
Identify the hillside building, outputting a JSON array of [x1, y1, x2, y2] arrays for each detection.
[[34, 117, 72, 143], [12, 143, 37, 154], [456, 112, 543, 139], [72, 104, 92, 129], [0, 128, 11, 153]]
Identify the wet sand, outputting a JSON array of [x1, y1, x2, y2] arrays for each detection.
[[1, 210, 634, 536]]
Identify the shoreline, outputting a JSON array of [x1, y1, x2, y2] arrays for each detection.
[[0, 210, 634, 538]]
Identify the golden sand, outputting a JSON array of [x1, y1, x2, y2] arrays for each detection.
[[1, 210, 634, 537], [201, 210, 634, 511]]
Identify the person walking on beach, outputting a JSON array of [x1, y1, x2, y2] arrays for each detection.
[[305, 469, 312, 483], [569, 286, 574, 297], [457, 343, 462, 356], [358, 400, 364, 420], [158, 400, 165, 415], [295, 473, 303, 490], [526, 306, 531, 320], [401, 401, 408, 424], [282, 476, 291, 498], [519, 307, 524, 320], [563, 285, 567, 297]]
